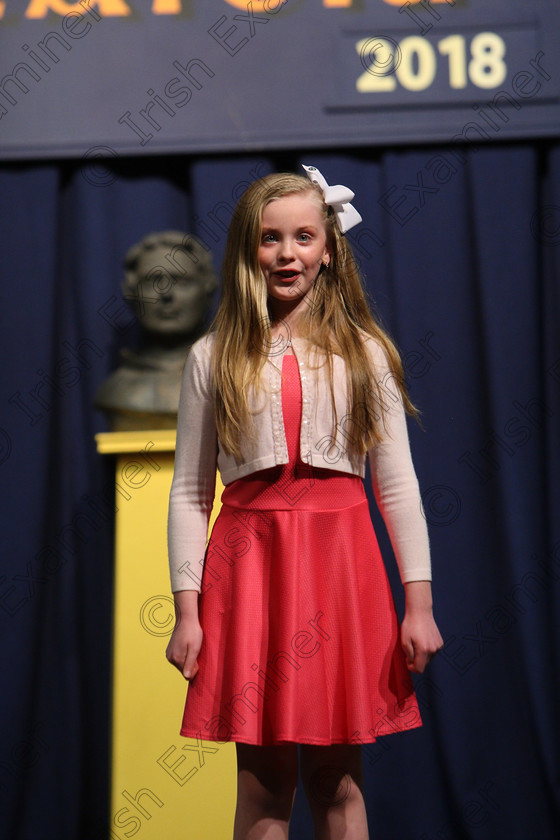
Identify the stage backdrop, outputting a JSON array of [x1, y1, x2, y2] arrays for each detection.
[[0, 0, 559, 159], [1, 144, 559, 839]]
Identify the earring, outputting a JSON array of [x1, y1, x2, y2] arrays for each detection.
[[322, 259, 330, 269]]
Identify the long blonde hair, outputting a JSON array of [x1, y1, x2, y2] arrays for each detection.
[[207, 172, 418, 459]]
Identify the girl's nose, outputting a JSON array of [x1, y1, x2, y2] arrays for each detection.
[[278, 238, 295, 261]]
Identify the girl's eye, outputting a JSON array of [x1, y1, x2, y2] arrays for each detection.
[[298, 233, 311, 242], [262, 233, 276, 243]]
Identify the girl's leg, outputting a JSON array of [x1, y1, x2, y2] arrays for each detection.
[[300, 744, 369, 840], [233, 743, 298, 840]]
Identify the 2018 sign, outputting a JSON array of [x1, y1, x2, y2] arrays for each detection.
[[356, 32, 508, 92]]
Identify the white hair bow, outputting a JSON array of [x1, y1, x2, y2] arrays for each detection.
[[302, 165, 362, 234]]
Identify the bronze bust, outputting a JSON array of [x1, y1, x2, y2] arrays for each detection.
[[95, 231, 217, 430]]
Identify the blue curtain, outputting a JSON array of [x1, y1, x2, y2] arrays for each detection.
[[1, 143, 559, 839]]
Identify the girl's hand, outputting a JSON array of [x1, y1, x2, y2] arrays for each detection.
[[400, 581, 444, 674], [165, 591, 203, 680]]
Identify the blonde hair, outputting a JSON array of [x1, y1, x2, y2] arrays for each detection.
[[207, 172, 418, 459]]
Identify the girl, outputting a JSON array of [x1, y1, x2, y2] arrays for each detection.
[[166, 167, 443, 840]]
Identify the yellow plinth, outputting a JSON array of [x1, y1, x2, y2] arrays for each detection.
[[95, 430, 236, 840]]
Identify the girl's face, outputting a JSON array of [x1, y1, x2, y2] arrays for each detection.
[[258, 192, 330, 317]]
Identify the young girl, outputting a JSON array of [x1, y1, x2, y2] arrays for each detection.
[[166, 167, 443, 840]]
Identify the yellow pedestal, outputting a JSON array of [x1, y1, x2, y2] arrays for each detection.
[[95, 430, 236, 840]]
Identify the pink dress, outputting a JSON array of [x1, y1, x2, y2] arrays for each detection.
[[179, 354, 422, 745]]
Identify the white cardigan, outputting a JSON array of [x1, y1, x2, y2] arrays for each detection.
[[168, 332, 432, 592]]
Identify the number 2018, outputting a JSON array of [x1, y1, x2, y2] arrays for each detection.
[[356, 32, 507, 92]]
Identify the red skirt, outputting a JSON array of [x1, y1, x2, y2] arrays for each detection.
[[179, 354, 421, 745]]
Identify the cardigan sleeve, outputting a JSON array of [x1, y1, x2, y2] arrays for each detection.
[[365, 339, 432, 584], [167, 338, 218, 593]]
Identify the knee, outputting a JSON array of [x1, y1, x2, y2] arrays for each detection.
[[300, 745, 365, 816], [238, 767, 297, 819], [236, 744, 298, 816], [302, 764, 361, 813]]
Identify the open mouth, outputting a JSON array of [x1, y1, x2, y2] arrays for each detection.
[[275, 270, 300, 281]]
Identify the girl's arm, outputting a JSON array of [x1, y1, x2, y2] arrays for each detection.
[[401, 581, 443, 673], [166, 590, 203, 679], [167, 337, 217, 679], [365, 340, 443, 673], [168, 337, 218, 593]]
